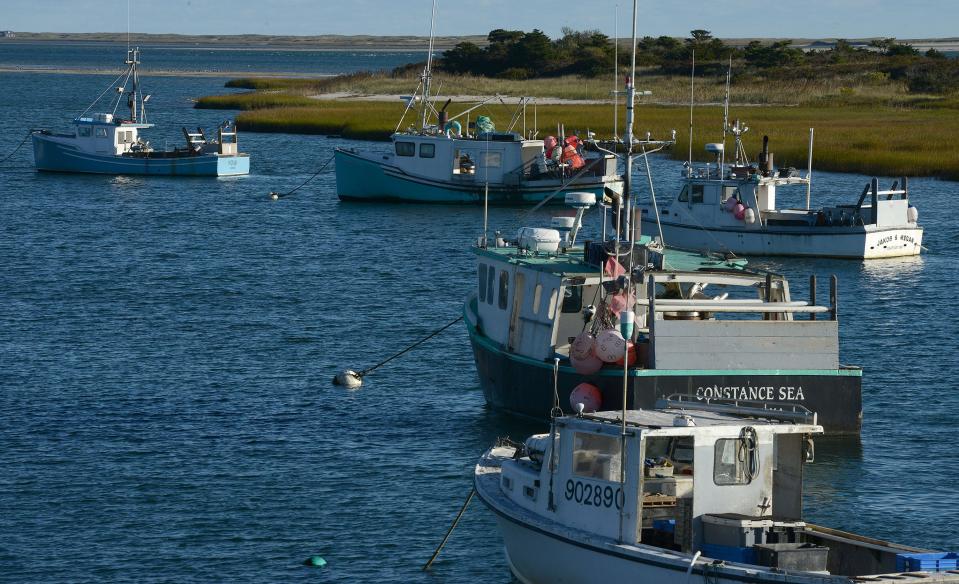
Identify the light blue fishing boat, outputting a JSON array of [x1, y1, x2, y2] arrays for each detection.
[[334, 0, 622, 204], [32, 47, 249, 177]]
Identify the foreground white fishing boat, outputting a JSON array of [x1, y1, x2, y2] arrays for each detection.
[[639, 127, 922, 259], [475, 407, 959, 583]]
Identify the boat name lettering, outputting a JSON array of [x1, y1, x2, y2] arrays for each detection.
[[564, 479, 622, 510], [878, 234, 915, 246], [695, 385, 806, 401]]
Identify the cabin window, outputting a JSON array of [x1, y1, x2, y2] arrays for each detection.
[[78, 126, 92, 137], [691, 184, 704, 204], [561, 286, 582, 313], [481, 151, 502, 168], [722, 186, 739, 202], [419, 143, 435, 158], [572, 432, 622, 482], [498, 270, 509, 310], [646, 436, 695, 475], [95, 127, 108, 138], [395, 141, 415, 157], [714, 438, 749, 486], [547, 289, 558, 319], [486, 265, 495, 305], [678, 185, 689, 202], [478, 263, 488, 303], [532, 284, 543, 315]]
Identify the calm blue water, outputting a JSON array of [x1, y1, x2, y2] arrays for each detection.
[[0, 41, 423, 75], [1, 47, 958, 583]]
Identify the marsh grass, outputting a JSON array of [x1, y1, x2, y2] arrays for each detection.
[[230, 99, 959, 179], [219, 70, 930, 105], [204, 71, 959, 179]]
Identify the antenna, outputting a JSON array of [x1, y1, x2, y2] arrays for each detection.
[[688, 50, 695, 173]]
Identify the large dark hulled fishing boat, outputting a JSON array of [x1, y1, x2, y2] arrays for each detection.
[[464, 194, 862, 434]]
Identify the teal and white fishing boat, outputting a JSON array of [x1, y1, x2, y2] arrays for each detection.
[[333, 0, 622, 204], [32, 47, 249, 177]]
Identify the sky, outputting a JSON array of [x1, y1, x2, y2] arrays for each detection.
[[3, 0, 958, 40]]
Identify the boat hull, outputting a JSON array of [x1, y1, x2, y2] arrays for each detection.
[[641, 218, 922, 259], [475, 457, 830, 584], [32, 134, 250, 176], [467, 319, 862, 435], [334, 148, 619, 204]]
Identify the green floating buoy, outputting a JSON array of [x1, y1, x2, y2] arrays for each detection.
[[305, 555, 327, 568]]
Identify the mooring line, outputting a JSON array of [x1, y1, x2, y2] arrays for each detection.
[[269, 152, 336, 200], [422, 487, 475, 571], [333, 315, 464, 387], [0, 131, 33, 166]]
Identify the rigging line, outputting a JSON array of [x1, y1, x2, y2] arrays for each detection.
[[78, 69, 129, 119], [112, 68, 134, 116], [269, 152, 336, 200], [0, 131, 33, 166], [640, 144, 665, 245], [524, 162, 599, 216]]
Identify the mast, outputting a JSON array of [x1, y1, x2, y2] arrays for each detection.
[[720, 57, 731, 176], [621, 0, 638, 240], [617, 0, 639, 547], [126, 46, 140, 123], [419, 0, 438, 131], [688, 50, 695, 173]]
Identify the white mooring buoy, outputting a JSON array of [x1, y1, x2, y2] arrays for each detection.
[[333, 369, 363, 389]]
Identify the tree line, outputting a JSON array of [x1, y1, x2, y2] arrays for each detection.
[[432, 28, 959, 94]]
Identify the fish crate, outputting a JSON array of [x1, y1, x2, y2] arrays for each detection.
[[755, 543, 829, 572], [896, 552, 959, 572], [701, 543, 757, 564]]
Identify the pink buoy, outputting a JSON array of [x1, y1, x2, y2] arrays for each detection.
[[569, 382, 602, 413], [734, 203, 746, 220], [570, 332, 596, 361], [609, 291, 636, 314], [615, 341, 637, 367], [594, 329, 626, 363], [571, 352, 604, 375]]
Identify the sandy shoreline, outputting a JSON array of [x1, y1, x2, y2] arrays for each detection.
[[0, 65, 333, 78]]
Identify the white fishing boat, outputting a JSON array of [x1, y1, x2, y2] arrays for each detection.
[[475, 406, 959, 583], [333, 0, 622, 204], [32, 47, 249, 177], [638, 115, 922, 259]]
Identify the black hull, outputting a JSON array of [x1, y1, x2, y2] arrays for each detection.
[[469, 331, 862, 435]]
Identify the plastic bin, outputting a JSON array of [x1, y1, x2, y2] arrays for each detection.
[[896, 552, 959, 573], [701, 543, 757, 564], [755, 543, 829, 572], [653, 519, 675, 533], [755, 543, 828, 572], [702, 514, 773, 547]]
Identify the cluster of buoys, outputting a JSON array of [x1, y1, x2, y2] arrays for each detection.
[[570, 327, 637, 375], [724, 197, 756, 224]]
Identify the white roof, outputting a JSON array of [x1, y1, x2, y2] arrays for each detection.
[[570, 408, 822, 435]]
